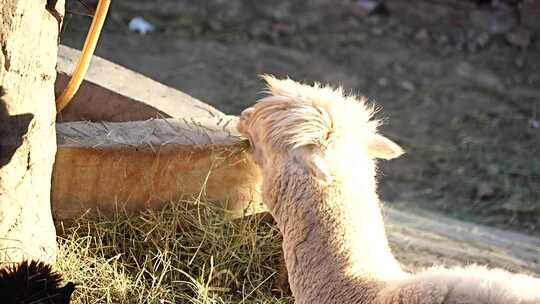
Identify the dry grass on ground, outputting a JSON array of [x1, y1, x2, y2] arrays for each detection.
[[55, 200, 292, 304]]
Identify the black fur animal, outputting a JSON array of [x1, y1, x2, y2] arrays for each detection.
[[0, 260, 76, 304]]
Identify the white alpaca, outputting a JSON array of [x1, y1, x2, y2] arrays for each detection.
[[237, 75, 540, 304]]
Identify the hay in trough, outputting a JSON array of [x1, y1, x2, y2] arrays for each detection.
[[55, 199, 291, 303]]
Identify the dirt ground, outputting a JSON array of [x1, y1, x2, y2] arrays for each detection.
[[60, 0, 540, 235]]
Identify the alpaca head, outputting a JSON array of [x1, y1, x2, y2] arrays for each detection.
[[0, 260, 76, 304], [237, 75, 404, 185]]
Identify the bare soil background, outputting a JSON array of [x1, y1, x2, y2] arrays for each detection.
[[59, 0, 540, 235]]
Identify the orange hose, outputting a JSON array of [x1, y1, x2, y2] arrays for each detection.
[[56, 0, 111, 112]]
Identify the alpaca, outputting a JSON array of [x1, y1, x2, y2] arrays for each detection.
[[237, 75, 540, 304], [0, 260, 76, 304]]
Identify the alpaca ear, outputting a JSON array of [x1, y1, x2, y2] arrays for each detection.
[[292, 146, 333, 184], [368, 135, 404, 160]]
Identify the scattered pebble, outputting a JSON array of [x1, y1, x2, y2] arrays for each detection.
[[456, 62, 504, 92], [476, 182, 495, 201], [530, 119, 539, 129], [377, 77, 389, 87], [351, 0, 387, 17], [475, 32, 491, 48], [371, 27, 384, 36], [414, 28, 429, 42], [128, 17, 155, 35], [456, 62, 473, 76], [486, 164, 500, 176], [506, 28, 532, 49], [399, 80, 416, 92], [437, 34, 449, 45]]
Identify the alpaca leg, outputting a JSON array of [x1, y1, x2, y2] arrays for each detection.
[[272, 249, 291, 295]]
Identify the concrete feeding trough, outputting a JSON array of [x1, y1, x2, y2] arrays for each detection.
[[52, 45, 262, 220]]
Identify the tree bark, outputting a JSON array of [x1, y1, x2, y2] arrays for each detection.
[[0, 0, 64, 263]]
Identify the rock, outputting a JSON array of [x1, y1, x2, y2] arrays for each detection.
[[456, 62, 474, 76], [475, 32, 491, 48], [128, 17, 155, 35], [399, 80, 415, 92], [456, 62, 504, 92], [437, 34, 449, 45], [351, 0, 387, 17], [414, 28, 429, 42], [486, 164, 500, 176], [371, 27, 384, 36], [377, 77, 389, 87], [476, 182, 495, 200], [506, 28, 532, 49]]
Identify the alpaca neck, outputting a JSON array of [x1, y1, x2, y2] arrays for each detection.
[[265, 160, 407, 303]]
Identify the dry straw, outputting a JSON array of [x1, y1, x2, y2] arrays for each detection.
[[56, 199, 292, 303]]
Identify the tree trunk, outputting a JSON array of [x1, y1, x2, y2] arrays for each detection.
[[0, 0, 64, 263]]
